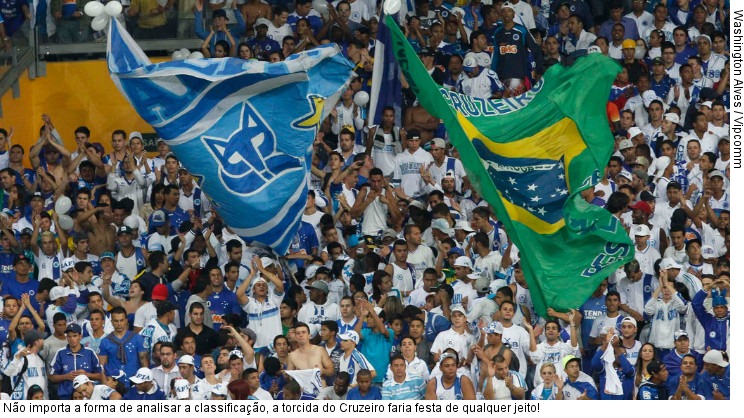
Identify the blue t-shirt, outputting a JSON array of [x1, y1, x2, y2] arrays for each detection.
[[207, 286, 241, 331], [346, 386, 382, 400], [98, 331, 148, 379], [1, 275, 39, 300], [360, 326, 394, 384]]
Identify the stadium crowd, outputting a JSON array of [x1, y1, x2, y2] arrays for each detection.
[[0, 0, 732, 402]]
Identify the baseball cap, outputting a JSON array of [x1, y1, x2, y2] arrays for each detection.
[[382, 228, 399, 240], [128, 131, 143, 141], [696, 34, 711, 44], [500, 3, 515, 11], [177, 355, 195, 366], [450, 305, 467, 316], [562, 355, 580, 370], [629, 201, 652, 215], [621, 317, 637, 327], [305, 280, 329, 293], [652, 57, 664, 65], [701, 245, 717, 259], [708, 170, 724, 179], [482, 321, 504, 335], [699, 100, 713, 109], [251, 277, 268, 287], [453, 256, 473, 269], [673, 330, 689, 341], [634, 224, 650, 237], [254, 17, 270, 28], [61, 257, 76, 272], [447, 247, 465, 257], [260, 256, 275, 268], [618, 170, 632, 181], [462, 53, 478, 72], [660, 257, 682, 270], [304, 264, 320, 279], [631, 156, 650, 167], [100, 251, 115, 261], [152, 284, 169, 301], [431, 218, 454, 235], [587, 45, 602, 54], [213, 9, 229, 20], [73, 375, 91, 390], [618, 139, 634, 150], [642, 91, 660, 108], [454, 220, 474, 233], [150, 210, 167, 227], [621, 39, 636, 49], [130, 367, 153, 384], [117, 225, 133, 235], [50, 286, 70, 301], [174, 379, 190, 399], [211, 384, 228, 396], [20, 227, 33, 236], [663, 113, 680, 124], [430, 137, 446, 149], [647, 359, 664, 375], [339, 331, 360, 344], [65, 323, 82, 335], [13, 253, 30, 265], [702, 350, 728, 368], [628, 127, 643, 138], [418, 47, 436, 57]]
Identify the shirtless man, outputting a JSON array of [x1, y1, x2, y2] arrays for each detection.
[[76, 202, 116, 255], [242, 0, 273, 30], [404, 104, 440, 143], [287, 322, 335, 392]]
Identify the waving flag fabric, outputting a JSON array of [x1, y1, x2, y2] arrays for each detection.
[[384, 15, 634, 316], [106, 18, 354, 254], [368, 10, 402, 126]]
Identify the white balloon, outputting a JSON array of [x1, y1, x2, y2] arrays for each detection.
[[188, 51, 204, 59], [55, 196, 72, 215], [84, 1, 105, 17], [124, 215, 139, 229], [179, 48, 191, 57], [383, 0, 401, 15], [91, 15, 109, 31], [312, 0, 329, 16], [172, 50, 186, 60], [104, 1, 123, 17], [58, 215, 74, 231], [353, 91, 369, 107]]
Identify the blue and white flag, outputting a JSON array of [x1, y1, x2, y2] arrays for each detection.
[[106, 18, 354, 254], [367, 10, 402, 127]]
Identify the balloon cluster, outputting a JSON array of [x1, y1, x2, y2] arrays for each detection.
[[172, 48, 204, 60], [55, 196, 75, 231], [84, 1, 123, 31]]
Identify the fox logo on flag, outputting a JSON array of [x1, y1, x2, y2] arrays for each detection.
[[105, 18, 354, 253]]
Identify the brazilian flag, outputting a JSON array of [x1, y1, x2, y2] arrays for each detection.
[[385, 15, 634, 316]]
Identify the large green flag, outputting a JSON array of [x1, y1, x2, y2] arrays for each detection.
[[385, 15, 634, 316]]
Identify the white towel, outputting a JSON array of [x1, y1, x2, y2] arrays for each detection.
[[601, 346, 624, 396], [285, 368, 323, 396]]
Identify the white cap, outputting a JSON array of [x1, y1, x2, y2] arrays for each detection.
[[454, 220, 474, 232], [61, 257, 76, 271], [453, 256, 473, 269], [462, 52, 478, 70], [701, 245, 717, 259], [700, 101, 713, 108], [451, 305, 467, 316], [338, 330, 360, 344], [174, 379, 191, 399], [702, 350, 729, 368], [660, 257, 682, 270], [177, 355, 195, 366], [211, 383, 228, 396], [49, 286, 70, 301], [260, 257, 275, 268], [129, 367, 153, 384], [72, 374, 91, 389], [254, 17, 271, 28], [621, 316, 637, 327], [642, 90, 660, 108], [128, 131, 143, 141], [634, 224, 650, 237], [663, 113, 680, 124], [618, 139, 634, 150], [628, 127, 643, 138]]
